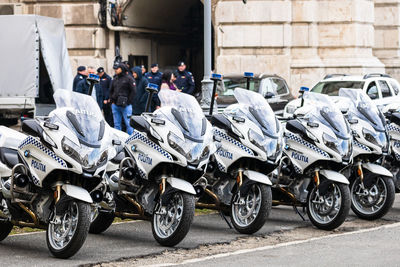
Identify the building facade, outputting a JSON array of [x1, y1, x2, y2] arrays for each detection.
[[1, 0, 399, 93]]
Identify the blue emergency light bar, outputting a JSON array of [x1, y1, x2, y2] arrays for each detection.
[[300, 86, 309, 92], [244, 72, 254, 78], [211, 73, 223, 80], [88, 73, 100, 82], [148, 83, 159, 90]]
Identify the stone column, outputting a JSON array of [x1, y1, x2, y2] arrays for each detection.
[[290, 0, 325, 94], [215, 0, 292, 81], [374, 0, 400, 80], [317, 0, 384, 76]]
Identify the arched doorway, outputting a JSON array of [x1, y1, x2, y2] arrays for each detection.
[[115, 0, 211, 93]]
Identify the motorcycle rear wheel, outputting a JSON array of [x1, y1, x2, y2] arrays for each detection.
[[152, 192, 195, 247], [307, 182, 350, 230], [230, 184, 272, 234], [351, 176, 395, 220], [0, 220, 13, 241]]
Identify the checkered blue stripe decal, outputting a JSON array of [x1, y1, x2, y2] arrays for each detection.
[[388, 124, 400, 133], [217, 161, 226, 172], [293, 164, 302, 174], [126, 130, 172, 161], [214, 129, 254, 156], [353, 140, 371, 152], [19, 136, 66, 168], [395, 152, 400, 161], [285, 132, 330, 158]]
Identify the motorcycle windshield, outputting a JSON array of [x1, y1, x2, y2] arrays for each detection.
[[158, 89, 206, 142], [233, 87, 279, 138], [339, 88, 386, 132], [51, 89, 109, 169], [303, 92, 350, 139]]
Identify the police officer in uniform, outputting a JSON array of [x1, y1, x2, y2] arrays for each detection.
[[73, 66, 87, 91], [175, 61, 195, 95], [145, 63, 163, 88], [97, 67, 114, 127]]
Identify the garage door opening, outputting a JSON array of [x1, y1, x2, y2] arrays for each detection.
[[115, 0, 213, 94]]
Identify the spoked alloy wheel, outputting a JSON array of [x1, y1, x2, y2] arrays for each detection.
[[152, 192, 195, 247], [46, 200, 91, 259], [351, 176, 395, 220], [231, 184, 272, 234], [307, 183, 350, 230]]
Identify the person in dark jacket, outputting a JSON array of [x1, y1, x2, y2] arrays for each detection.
[[110, 63, 136, 134], [175, 61, 195, 95], [145, 63, 163, 88], [75, 67, 103, 109], [132, 66, 160, 115], [73, 66, 87, 91], [97, 67, 114, 127]]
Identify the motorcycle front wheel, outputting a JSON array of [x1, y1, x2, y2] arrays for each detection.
[[351, 176, 395, 220], [230, 184, 272, 234], [307, 182, 350, 230], [46, 200, 91, 259], [89, 209, 115, 234], [152, 192, 195, 247]]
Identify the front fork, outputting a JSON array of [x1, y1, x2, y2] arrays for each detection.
[[155, 177, 167, 215], [233, 169, 244, 206], [356, 161, 365, 190]]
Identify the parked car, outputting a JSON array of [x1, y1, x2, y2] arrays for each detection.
[[283, 73, 400, 117], [216, 73, 295, 115]]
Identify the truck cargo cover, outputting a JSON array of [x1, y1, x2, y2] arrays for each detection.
[[0, 15, 73, 98]]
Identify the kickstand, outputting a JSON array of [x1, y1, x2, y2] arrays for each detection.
[[219, 211, 233, 229], [293, 205, 307, 221]]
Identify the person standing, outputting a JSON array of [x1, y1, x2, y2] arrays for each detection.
[[160, 71, 179, 91], [109, 63, 136, 135], [73, 66, 87, 91], [97, 67, 114, 127], [132, 66, 160, 115], [145, 63, 163, 88], [175, 61, 195, 95], [75, 67, 104, 109]]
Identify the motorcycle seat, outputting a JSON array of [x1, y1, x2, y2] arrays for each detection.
[[211, 114, 232, 132], [130, 116, 150, 132], [0, 147, 19, 169]]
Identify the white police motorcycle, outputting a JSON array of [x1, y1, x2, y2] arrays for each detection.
[[274, 91, 351, 230], [339, 88, 395, 220], [90, 87, 215, 247], [0, 89, 117, 258], [200, 87, 278, 234]]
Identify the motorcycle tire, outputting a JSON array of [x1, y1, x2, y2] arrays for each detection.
[[152, 192, 195, 247], [46, 200, 91, 259], [351, 176, 395, 220], [230, 184, 272, 234], [0, 220, 13, 241], [89, 210, 115, 234], [307, 183, 350, 231]]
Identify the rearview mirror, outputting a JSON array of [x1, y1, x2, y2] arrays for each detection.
[[264, 92, 275, 99], [368, 94, 377, 100]]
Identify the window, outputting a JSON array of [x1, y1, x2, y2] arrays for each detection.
[[378, 80, 392, 97], [390, 80, 400, 95], [366, 82, 379, 99], [260, 78, 289, 97], [220, 78, 260, 96], [311, 81, 364, 96]]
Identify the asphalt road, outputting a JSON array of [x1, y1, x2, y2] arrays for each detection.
[[1, 198, 400, 267], [183, 222, 400, 267]]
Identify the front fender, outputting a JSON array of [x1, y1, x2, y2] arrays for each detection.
[[362, 163, 393, 178], [62, 184, 93, 203], [319, 169, 349, 185], [167, 177, 196, 195], [243, 170, 272, 186]]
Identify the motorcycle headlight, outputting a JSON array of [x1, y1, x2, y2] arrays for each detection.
[[62, 136, 82, 163], [168, 132, 189, 156], [248, 129, 279, 158], [248, 129, 266, 151], [362, 128, 380, 147], [323, 133, 339, 154]]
